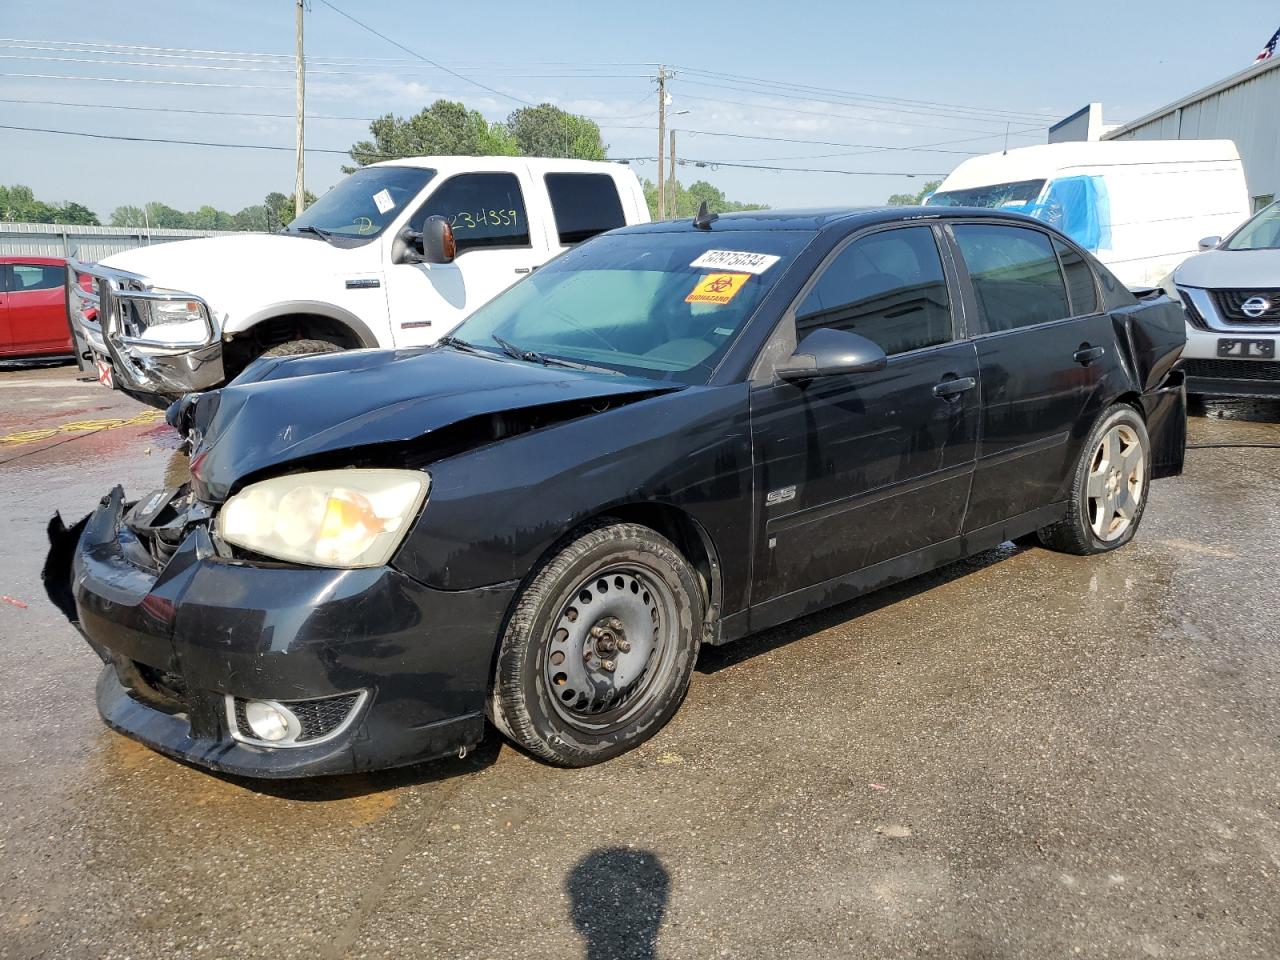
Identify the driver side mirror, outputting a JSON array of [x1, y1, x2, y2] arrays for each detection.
[[775, 327, 888, 382], [395, 216, 456, 265], [1198, 235, 1222, 251]]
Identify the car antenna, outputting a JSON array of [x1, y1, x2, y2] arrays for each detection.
[[693, 200, 718, 230]]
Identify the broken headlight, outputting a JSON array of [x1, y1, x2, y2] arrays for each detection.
[[217, 469, 430, 568]]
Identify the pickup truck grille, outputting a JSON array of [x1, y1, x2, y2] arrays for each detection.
[[1211, 289, 1280, 325]]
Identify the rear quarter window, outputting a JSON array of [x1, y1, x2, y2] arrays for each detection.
[[545, 173, 626, 245]]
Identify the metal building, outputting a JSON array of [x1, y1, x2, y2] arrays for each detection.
[[1102, 56, 1280, 213], [0, 222, 238, 261]]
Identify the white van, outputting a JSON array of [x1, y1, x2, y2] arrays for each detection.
[[926, 140, 1250, 290], [69, 156, 650, 406]]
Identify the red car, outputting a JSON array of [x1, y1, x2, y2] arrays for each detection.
[[0, 255, 78, 360]]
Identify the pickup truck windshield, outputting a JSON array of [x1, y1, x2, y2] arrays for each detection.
[[1225, 201, 1280, 250], [448, 230, 813, 384], [287, 166, 434, 240], [928, 179, 1047, 210]]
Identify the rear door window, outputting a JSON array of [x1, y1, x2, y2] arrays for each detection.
[[795, 225, 954, 355], [10, 263, 65, 292], [1053, 238, 1099, 315], [951, 224, 1070, 333], [545, 173, 626, 245], [411, 173, 530, 253]]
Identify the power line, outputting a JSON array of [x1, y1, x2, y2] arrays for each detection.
[[0, 96, 375, 121], [0, 122, 354, 154], [598, 124, 983, 156], [671, 65, 1062, 122], [0, 70, 288, 89], [672, 89, 1047, 139], [312, 0, 536, 106]]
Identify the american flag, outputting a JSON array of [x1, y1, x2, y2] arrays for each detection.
[[1257, 25, 1280, 61]]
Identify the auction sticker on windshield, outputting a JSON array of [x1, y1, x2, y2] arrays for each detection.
[[689, 250, 781, 274], [686, 273, 750, 305], [372, 189, 396, 214]]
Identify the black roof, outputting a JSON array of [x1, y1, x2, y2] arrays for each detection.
[[620, 205, 1042, 235]]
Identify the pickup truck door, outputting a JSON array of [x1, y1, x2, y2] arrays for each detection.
[[385, 171, 553, 347]]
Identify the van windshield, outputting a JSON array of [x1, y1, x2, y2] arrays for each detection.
[[1225, 202, 1280, 251], [286, 166, 434, 241], [927, 179, 1046, 210]]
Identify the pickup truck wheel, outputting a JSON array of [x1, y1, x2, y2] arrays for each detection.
[[489, 522, 703, 767], [1039, 404, 1150, 555], [259, 338, 342, 359]]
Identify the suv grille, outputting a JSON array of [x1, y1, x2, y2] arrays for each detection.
[[1183, 358, 1280, 382], [1210, 289, 1280, 325]]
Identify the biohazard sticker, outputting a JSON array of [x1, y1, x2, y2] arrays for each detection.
[[689, 250, 781, 275], [686, 273, 751, 305]]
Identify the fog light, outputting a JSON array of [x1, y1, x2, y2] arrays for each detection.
[[243, 699, 300, 743]]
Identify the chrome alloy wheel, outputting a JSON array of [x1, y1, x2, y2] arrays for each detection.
[[1087, 423, 1146, 542], [544, 565, 680, 730]]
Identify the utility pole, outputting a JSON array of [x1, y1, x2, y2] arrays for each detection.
[[294, 0, 306, 219], [656, 65, 666, 220], [668, 129, 677, 219]]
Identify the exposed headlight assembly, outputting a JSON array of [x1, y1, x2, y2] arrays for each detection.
[[217, 469, 430, 568]]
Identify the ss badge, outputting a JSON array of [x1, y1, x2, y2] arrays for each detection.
[[766, 485, 797, 506]]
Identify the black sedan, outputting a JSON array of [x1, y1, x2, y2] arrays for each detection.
[[46, 207, 1187, 776]]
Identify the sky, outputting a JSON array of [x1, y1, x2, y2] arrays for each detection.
[[1, 0, 1277, 220]]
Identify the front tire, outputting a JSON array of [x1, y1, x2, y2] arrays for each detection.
[[1039, 403, 1151, 555], [489, 522, 703, 767], [259, 338, 342, 359]]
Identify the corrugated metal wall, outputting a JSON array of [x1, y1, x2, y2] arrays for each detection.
[[0, 222, 243, 261], [1106, 65, 1280, 208]]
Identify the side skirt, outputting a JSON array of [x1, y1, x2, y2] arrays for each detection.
[[716, 502, 1068, 644]]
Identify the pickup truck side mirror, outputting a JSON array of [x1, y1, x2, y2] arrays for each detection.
[[393, 216, 457, 265], [1197, 235, 1222, 251], [775, 327, 888, 382]]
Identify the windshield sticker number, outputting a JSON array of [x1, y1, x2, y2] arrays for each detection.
[[372, 189, 396, 214], [689, 250, 781, 275], [448, 209, 519, 230], [686, 273, 750, 306]]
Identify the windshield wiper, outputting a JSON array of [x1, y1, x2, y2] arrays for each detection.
[[491, 334, 619, 375], [437, 335, 480, 353], [288, 224, 335, 242]]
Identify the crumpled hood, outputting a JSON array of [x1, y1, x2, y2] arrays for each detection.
[[1174, 247, 1280, 289], [100, 234, 361, 304], [176, 346, 676, 503]]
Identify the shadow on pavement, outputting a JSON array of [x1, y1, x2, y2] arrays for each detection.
[[698, 542, 1018, 675], [568, 847, 670, 960], [209, 735, 505, 801], [1191, 396, 1280, 423]]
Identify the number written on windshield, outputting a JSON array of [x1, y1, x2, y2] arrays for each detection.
[[448, 209, 520, 231]]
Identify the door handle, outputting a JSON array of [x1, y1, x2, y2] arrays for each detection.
[[1074, 345, 1105, 365], [932, 376, 976, 399]]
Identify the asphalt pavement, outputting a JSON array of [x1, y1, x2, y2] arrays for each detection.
[[1, 361, 1278, 960]]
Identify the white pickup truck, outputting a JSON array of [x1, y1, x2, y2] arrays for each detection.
[[69, 156, 650, 406]]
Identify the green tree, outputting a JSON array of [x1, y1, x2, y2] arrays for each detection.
[[0, 183, 99, 223], [232, 204, 270, 232], [886, 179, 941, 206], [50, 201, 99, 225], [643, 178, 769, 221], [143, 201, 188, 229], [505, 103, 607, 160], [110, 205, 147, 228], [264, 190, 317, 231], [346, 100, 518, 169]]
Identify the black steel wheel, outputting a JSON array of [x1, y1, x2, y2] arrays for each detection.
[[489, 521, 703, 766]]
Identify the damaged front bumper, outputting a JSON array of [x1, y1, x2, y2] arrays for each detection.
[[49, 486, 515, 778], [67, 259, 226, 407]]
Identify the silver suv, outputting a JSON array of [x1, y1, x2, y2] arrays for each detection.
[[1174, 201, 1280, 398]]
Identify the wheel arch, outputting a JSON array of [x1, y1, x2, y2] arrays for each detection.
[[237, 301, 380, 349]]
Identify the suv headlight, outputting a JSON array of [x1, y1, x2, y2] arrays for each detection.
[[217, 469, 430, 568]]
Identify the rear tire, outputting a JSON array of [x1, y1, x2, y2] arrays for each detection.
[[489, 522, 703, 767], [259, 338, 342, 359], [1039, 404, 1150, 556]]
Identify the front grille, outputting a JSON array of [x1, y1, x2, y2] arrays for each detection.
[[1183, 358, 1280, 382], [232, 692, 363, 744], [1211, 289, 1280, 325], [1181, 295, 1209, 330]]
